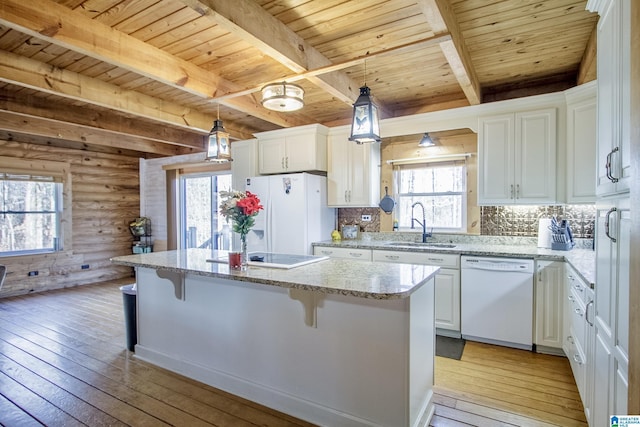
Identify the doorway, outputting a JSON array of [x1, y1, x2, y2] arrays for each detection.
[[179, 172, 232, 250]]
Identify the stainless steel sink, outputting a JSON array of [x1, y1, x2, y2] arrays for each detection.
[[384, 242, 456, 248]]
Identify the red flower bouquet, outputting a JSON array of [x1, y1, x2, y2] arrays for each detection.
[[219, 190, 264, 237]]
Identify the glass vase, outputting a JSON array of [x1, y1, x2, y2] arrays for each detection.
[[240, 233, 248, 271]]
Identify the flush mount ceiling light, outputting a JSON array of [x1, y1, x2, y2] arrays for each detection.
[[349, 62, 381, 144], [418, 133, 435, 147], [205, 105, 232, 163], [261, 82, 304, 112]]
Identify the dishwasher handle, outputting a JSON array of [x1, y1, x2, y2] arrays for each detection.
[[463, 264, 529, 272], [462, 258, 533, 273]]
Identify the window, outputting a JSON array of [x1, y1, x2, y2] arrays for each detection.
[[395, 160, 466, 232], [179, 172, 232, 250], [0, 173, 63, 256]]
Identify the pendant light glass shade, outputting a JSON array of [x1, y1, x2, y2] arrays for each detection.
[[418, 133, 435, 147], [349, 85, 381, 144], [205, 119, 231, 163], [261, 82, 304, 112]]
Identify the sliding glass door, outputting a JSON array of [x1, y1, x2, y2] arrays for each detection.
[[179, 172, 232, 250]]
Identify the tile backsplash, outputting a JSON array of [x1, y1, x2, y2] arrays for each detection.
[[480, 205, 595, 239], [338, 205, 596, 239]]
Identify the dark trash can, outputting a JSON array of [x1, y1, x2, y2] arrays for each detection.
[[120, 284, 137, 352]]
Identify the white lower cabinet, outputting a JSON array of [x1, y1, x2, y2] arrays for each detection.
[[372, 250, 460, 335], [563, 263, 595, 423], [313, 246, 372, 261], [534, 260, 564, 352]]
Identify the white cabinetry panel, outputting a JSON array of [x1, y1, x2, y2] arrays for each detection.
[[478, 108, 556, 205], [327, 129, 380, 207], [534, 260, 564, 351], [256, 124, 328, 174], [372, 250, 460, 334]]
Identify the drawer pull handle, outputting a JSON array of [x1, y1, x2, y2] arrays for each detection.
[[575, 308, 583, 317], [427, 258, 443, 262], [568, 295, 575, 302], [573, 284, 584, 292], [385, 255, 399, 260], [321, 250, 332, 255], [350, 253, 362, 257], [573, 354, 583, 365], [567, 335, 574, 344]]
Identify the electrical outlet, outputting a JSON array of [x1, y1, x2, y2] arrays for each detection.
[[28, 271, 38, 276], [361, 215, 372, 222], [81, 264, 90, 270]]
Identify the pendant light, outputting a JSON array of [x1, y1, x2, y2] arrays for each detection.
[[418, 133, 435, 147], [205, 105, 231, 163], [261, 82, 304, 112], [349, 61, 381, 144]]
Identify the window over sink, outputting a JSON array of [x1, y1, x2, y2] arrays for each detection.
[[394, 160, 466, 232]]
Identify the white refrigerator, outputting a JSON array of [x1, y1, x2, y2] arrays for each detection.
[[245, 173, 335, 255]]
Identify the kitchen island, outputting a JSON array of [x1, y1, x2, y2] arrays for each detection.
[[111, 249, 439, 427]]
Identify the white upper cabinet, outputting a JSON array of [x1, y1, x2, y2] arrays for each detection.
[[594, 0, 631, 196], [478, 108, 557, 205], [327, 129, 380, 207], [565, 82, 597, 203], [256, 124, 328, 174], [231, 139, 258, 191]]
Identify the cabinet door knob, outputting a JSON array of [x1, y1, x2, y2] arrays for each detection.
[[516, 184, 520, 199], [510, 184, 515, 199]]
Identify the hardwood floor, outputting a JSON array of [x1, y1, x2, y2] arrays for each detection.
[[0, 280, 587, 427], [433, 343, 587, 426]]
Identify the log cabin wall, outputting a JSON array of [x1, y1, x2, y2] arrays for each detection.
[[0, 139, 140, 297]]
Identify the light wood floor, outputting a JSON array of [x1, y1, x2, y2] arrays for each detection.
[[0, 280, 587, 427]]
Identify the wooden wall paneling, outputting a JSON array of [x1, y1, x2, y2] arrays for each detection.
[[0, 139, 140, 297]]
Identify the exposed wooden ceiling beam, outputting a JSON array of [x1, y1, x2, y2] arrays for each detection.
[[213, 34, 452, 102], [577, 24, 597, 84], [0, 130, 154, 158], [0, 0, 307, 129], [0, 88, 206, 150], [0, 110, 194, 156], [180, 0, 361, 106], [416, 0, 482, 105], [0, 49, 253, 141]]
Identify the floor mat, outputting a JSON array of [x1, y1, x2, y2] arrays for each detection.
[[436, 335, 466, 360]]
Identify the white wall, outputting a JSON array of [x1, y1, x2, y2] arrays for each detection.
[[139, 152, 206, 251]]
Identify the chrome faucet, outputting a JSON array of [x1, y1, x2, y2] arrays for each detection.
[[411, 202, 432, 243]]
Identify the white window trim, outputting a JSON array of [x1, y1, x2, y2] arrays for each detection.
[[0, 156, 72, 257], [393, 159, 468, 233]]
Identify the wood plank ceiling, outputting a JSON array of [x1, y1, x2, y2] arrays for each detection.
[[0, 0, 598, 157]]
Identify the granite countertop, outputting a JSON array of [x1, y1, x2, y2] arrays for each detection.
[[312, 235, 596, 288], [110, 248, 439, 300]]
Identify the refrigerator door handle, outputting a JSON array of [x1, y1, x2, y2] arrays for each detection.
[[267, 195, 273, 253]]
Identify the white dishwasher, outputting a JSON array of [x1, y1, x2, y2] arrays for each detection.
[[461, 256, 534, 350]]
